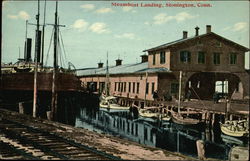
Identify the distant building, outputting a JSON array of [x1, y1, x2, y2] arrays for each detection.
[[77, 25, 249, 101]]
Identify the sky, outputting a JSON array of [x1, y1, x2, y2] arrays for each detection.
[[2, 0, 249, 69]]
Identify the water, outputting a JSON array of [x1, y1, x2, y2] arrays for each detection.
[[74, 104, 248, 160]]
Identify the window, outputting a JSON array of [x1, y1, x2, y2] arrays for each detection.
[[213, 53, 220, 65], [215, 42, 222, 47], [121, 83, 123, 92], [153, 54, 156, 65], [115, 82, 117, 91], [87, 82, 97, 92], [151, 82, 155, 94], [128, 82, 131, 92], [197, 40, 202, 45], [160, 51, 165, 64], [171, 83, 179, 94], [146, 82, 149, 94], [99, 82, 105, 93], [133, 82, 135, 93], [180, 51, 191, 63], [215, 81, 228, 93], [118, 82, 120, 92], [198, 52, 205, 64], [230, 53, 237, 64], [124, 82, 126, 92], [136, 82, 140, 94]]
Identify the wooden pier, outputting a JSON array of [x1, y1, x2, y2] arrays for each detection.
[[117, 97, 249, 126]]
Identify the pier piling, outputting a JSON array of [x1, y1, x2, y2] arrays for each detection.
[[196, 140, 205, 160], [18, 102, 24, 114]]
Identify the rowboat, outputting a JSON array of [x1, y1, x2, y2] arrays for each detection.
[[99, 96, 130, 112], [171, 111, 200, 125], [220, 120, 249, 137], [139, 107, 171, 122]]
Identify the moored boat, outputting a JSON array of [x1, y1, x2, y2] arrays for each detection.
[[171, 111, 200, 125], [170, 71, 202, 125], [99, 96, 130, 112], [220, 120, 249, 137]]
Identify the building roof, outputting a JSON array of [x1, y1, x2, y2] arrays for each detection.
[[143, 32, 249, 52], [76, 62, 170, 77]]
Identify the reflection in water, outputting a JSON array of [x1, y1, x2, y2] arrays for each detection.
[[75, 106, 248, 160]]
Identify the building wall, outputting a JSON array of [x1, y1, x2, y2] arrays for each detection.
[[147, 35, 246, 73], [148, 49, 171, 69], [80, 74, 159, 101]]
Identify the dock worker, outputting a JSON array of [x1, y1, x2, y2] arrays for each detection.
[[213, 91, 219, 103], [153, 90, 159, 101], [186, 89, 191, 101]]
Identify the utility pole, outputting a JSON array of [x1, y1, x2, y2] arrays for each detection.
[[33, 0, 40, 118]]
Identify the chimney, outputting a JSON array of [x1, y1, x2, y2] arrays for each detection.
[[183, 31, 188, 39], [115, 59, 122, 66], [206, 25, 211, 33], [195, 26, 200, 36], [140, 54, 148, 63], [98, 62, 103, 68]]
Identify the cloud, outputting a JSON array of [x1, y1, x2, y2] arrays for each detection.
[[80, 4, 95, 11], [149, 12, 197, 25], [7, 11, 30, 20], [89, 23, 110, 34], [153, 13, 174, 25], [115, 33, 137, 40], [232, 22, 247, 31], [122, 7, 136, 13], [222, 22, 248, 32], [175, 12, 196, 22], [95, 8, 114, 14], [71, 19, 89, 31]]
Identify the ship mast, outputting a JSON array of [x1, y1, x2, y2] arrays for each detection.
[[178, 71, 182, 114], [51, 0, 58, 120], [104, 52, 109, 96], [32, 0, 40, 117], [41, 0, 46, 66]]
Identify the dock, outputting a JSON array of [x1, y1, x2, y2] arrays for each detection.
[[0, 108, 198, 160]]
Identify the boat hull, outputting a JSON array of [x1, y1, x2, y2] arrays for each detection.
[[171, 112, 200, 125], [220, 123, 248, 137], [0, 72, 82, 92]]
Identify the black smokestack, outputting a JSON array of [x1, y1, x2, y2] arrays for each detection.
[[24, 38, 32, 62]]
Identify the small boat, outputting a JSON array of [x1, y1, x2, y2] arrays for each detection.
[[139, 108, 159, 118], [170, 71, 201, 125], [220, 120, 249, 137], [99, 96, 130, 112], [171, 111, 200, 125], [98, 54, 130, 112], [139, 107, 171, 122]]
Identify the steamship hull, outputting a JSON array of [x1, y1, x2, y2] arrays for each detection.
[[0, 72, 82, 92]]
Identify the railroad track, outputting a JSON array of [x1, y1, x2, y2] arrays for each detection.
[[0, 118, 121, 160]]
